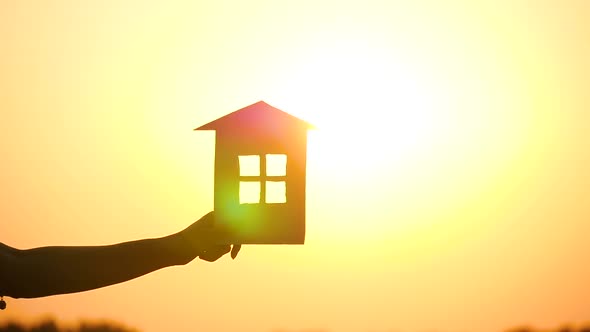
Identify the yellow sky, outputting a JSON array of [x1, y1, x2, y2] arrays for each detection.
[[1, 1, 589, 331]]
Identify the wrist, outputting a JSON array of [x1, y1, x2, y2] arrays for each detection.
[[163, 232, 198, 266]]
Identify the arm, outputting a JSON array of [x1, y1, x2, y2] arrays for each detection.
[[0, 212, 239, 299], [0, 234, 187, 299]]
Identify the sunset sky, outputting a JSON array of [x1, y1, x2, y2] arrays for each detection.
[[1, 1, 589, 331]]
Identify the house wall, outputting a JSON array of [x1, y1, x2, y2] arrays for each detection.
[[212, 128, 308, 244]]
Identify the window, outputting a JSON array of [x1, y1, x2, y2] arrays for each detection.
[[265, 181, 286, 203], [238, 154, 287, 204], [239, 155, 260, 176], [266, 154, 287, 176], [239, 181, 261, 204]]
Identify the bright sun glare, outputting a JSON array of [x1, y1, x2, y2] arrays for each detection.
[[265, 36, 532, 239], [271, 38, 451, 182]]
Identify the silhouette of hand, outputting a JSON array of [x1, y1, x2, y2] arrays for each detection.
[[177, 212, 241, 263]]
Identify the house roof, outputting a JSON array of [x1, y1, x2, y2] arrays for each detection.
[[194, 101, 314, 131]]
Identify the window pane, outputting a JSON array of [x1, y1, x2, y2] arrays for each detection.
[[239, 155, 260, 176], [266, 154, 287, 176], [240, 181, 260, 204], [265, 181, 286, 203]]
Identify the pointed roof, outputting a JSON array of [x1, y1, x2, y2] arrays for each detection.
[[195, 101, 314, 131]]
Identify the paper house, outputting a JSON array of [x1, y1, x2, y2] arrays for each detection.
[[195, 101, 313, 244]]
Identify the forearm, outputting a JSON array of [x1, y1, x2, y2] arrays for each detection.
[[2, 233, 191, 299]]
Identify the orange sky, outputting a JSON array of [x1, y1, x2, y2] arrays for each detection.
[[1, 1, 589, 331]]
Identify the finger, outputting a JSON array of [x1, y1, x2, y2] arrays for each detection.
[[230, 244, 241, 259], [199, 245, 231, 262]]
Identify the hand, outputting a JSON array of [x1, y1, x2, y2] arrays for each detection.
[[178, 212, 241, 263]]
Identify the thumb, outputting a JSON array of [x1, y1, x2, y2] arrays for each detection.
[[231, 244, 241, 259]]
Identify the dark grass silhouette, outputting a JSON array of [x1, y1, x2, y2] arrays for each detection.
[[0, 318, 137, 332], [506, 326, 590, 332], [3, 319, 590, 332]]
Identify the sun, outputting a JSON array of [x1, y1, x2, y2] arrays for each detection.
[[268, 38, 450, 184]]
